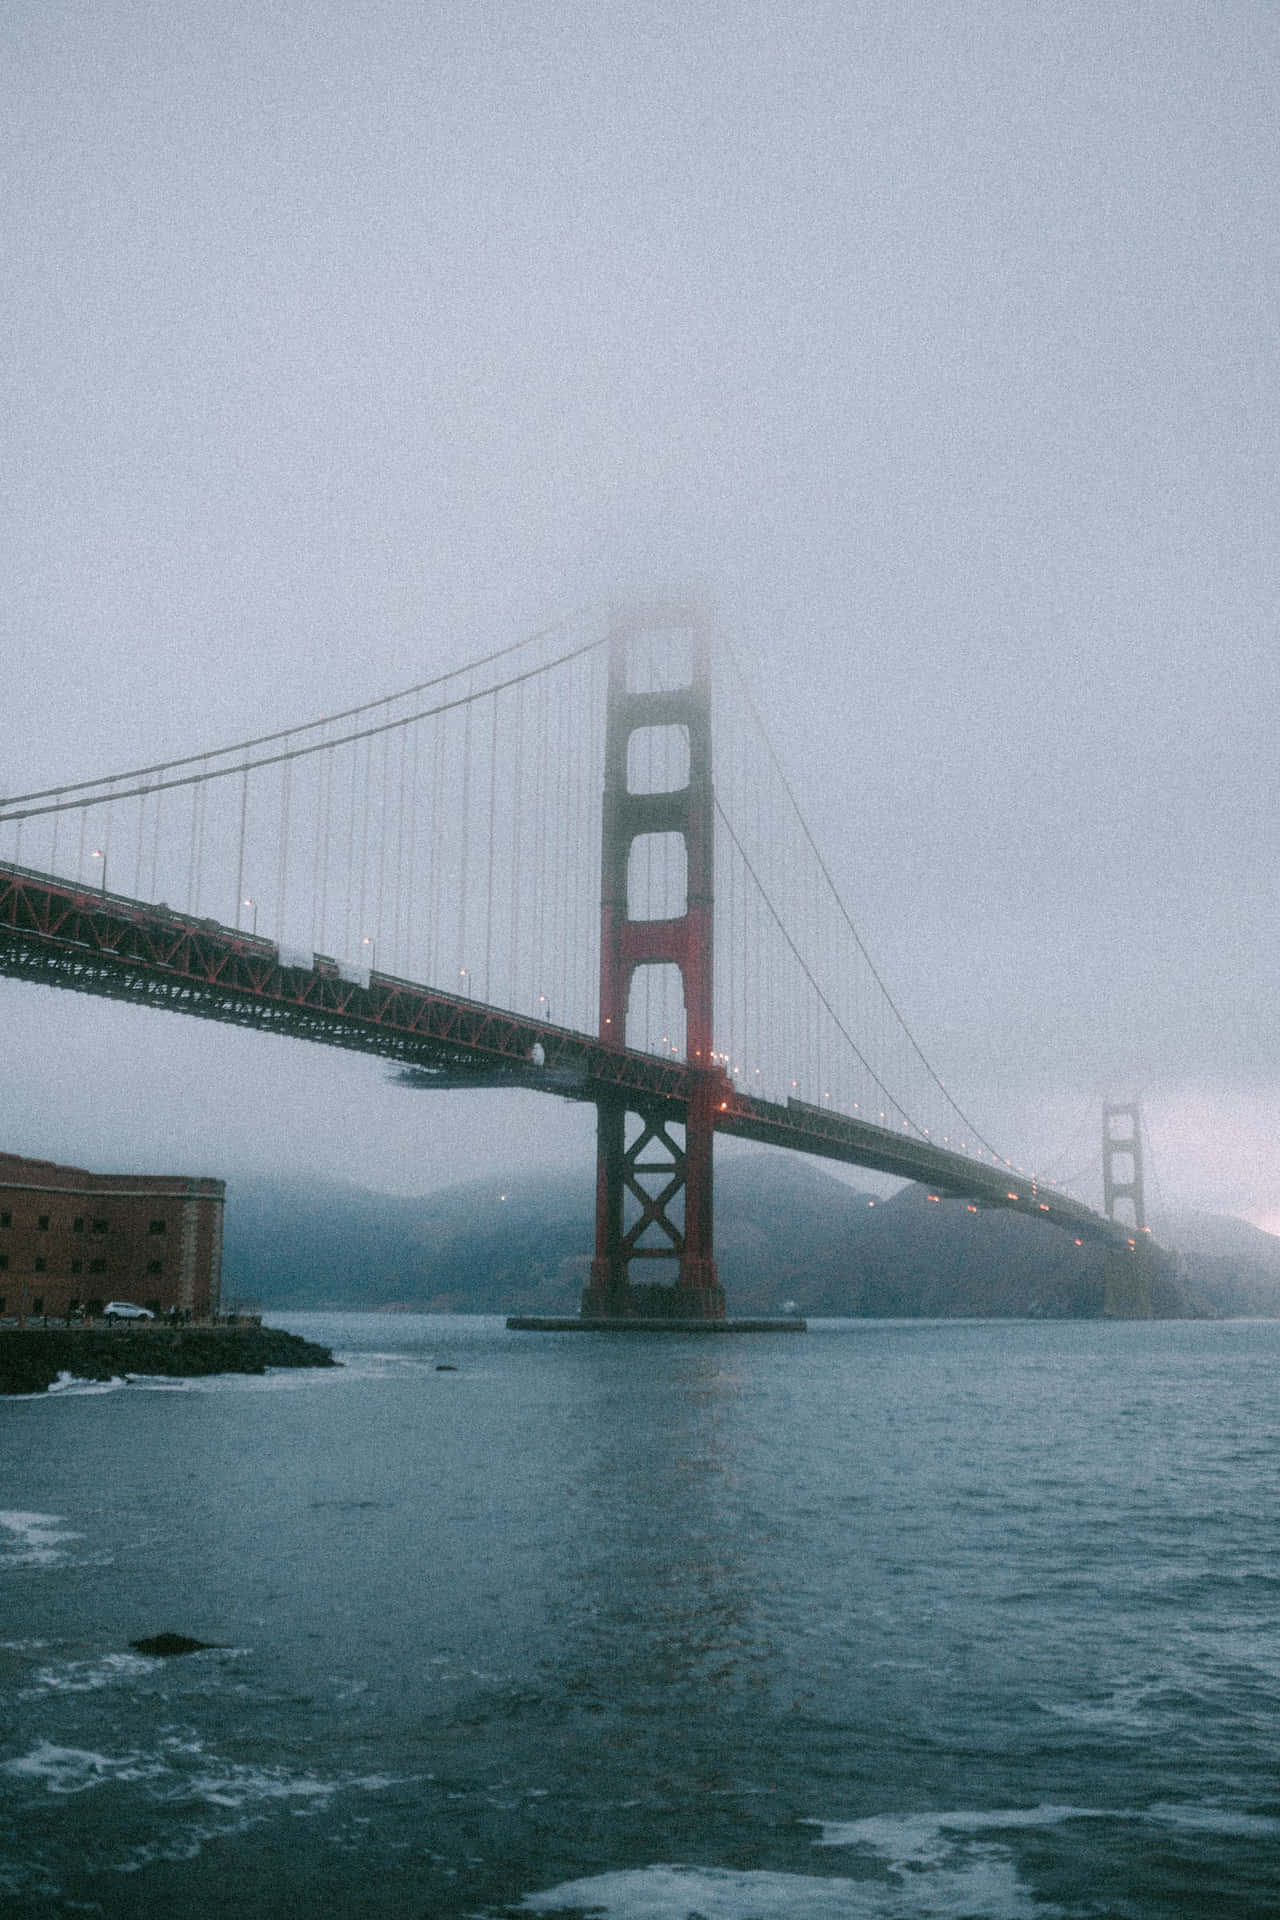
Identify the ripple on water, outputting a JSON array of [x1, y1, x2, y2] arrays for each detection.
[[0, 1511, 82, 1568]]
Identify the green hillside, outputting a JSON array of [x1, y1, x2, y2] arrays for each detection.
[[217, 1151, 1261, 1319]]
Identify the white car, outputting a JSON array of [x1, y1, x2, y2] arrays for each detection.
[[103, 1301, 154, 1322]]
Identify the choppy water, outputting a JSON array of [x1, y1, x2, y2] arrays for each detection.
[[3, 1312, 1280, 1918]]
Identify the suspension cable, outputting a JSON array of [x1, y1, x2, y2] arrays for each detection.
[[0, 627, 609, 824], [717, 634, 1007, 1164], [714, 798, 926, 1137], [1, 607, 599, 808]]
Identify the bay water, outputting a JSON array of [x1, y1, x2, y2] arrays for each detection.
[[3, 1312, 1279, 1917]]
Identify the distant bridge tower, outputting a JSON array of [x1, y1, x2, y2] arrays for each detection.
[[1102, 1100, 1146, 1230], [582, 606, 726, 1322], [1102, 1099, 1152, 1317]]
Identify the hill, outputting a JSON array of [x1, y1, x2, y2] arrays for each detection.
[[1154, 1211, 1280, 1317], [219, 1153, 1254, 1318]]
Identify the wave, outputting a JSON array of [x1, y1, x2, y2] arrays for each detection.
[[518, 1858, 1046, 1919], [0, 1511, 82, 1567]]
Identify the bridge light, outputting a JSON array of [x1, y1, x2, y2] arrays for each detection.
[[1074, 1238, 1083, 1246], [1039, 1203, 1049, 1212], [1007, 1191, 1019, 1200], [927, 1194, 939, 1203], [719, 1100, 727, 1110]]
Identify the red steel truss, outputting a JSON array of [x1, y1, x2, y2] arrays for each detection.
[[0, 859, 1136, 1255], [585, 607, 724, 1319]]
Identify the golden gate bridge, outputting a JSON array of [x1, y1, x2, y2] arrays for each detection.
[[0, 604, 1153, 1321]]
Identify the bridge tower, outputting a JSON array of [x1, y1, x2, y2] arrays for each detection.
[[1102, 1100, 1152, 1317], [582, 606, 726, 1322], [1102, 1100, 1146, 1230]]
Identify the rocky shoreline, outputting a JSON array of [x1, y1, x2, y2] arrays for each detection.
[[0, 1324, 338, 1395]]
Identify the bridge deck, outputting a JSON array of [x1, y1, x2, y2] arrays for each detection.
[[0, 862, 1140, 1252]]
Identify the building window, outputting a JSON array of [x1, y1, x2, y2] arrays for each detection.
[[89, 1258, 107, 1275], [92, 1219, 108, 1234], [148, 1219, 166, 1235], [71, 1260, 83, 1276], [34, 1257, 47, 1273], [73, 1216, 85, 1233], [0, 1255, 7, 1272], [32, 1297, 44, 1317], [0, 1296, 5, 1314], [146, 1259, 163, 1275], [0, 1211, 10, 1228], [37, 1214, 50, 1231]]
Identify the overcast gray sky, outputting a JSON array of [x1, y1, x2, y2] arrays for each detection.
[[3, 2, 1277, 1231]]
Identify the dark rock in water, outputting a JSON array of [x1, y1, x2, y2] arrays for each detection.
[[435, 1363, 458, 1371], [130, 1633, 220, 1656], [0, 1325, 338, 1394]]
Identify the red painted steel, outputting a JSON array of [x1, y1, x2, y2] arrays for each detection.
[[585, 608, 725, 1318], [0, 858, 1136, 1257]]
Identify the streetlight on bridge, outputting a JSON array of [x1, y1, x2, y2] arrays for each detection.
[[242, 897, 258, 935], [90, 848, 108, 897]]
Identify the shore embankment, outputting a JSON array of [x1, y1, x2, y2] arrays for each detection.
[[0, 1324, 337, 1395]]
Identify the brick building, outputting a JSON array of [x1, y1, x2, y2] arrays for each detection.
[[0, 1152, 224, 1323]]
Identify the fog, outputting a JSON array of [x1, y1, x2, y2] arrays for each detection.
[[4, 3, 1277, 1229]]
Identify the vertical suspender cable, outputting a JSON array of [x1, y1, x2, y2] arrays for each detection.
[[374, 729, 389, 952], [459, 687, 473, 982], [393, 725, 408, 975], [344, 740, 358, 958], [356, 737, 371, 951], [428, 710, 444, 985], [510, 677, 524, 1011], [484, 690, 498, 999], [193, 774, 206, 916], [235, 765, 248, 927], [149, 780, 162, 900], [406, 720, 420, 977], [277, 759, 292, 944]]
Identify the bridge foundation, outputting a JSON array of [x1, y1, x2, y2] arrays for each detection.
[[581, 606, 726, 1323]]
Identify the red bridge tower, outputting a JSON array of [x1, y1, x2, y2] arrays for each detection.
[[582, 607, 726, 1321]]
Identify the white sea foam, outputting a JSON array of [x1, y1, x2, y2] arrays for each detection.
[[519, 1859, 1049, 1918], [802, 1798, 1280, 1912], [44, 1370, 126, 1395], [4, 1731, 401, 1820], [2, 1741, 170, 1795], [26, 1651, 161, 1694], [1148, 1802, 1280, 1839], [0, 1511, 82, 1567], [810, 1803, 1113, 1864]]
